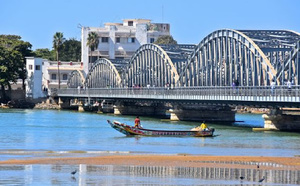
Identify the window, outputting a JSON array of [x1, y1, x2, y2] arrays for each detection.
[[62, 74, 68, 80], [116, 37, 120, 43], [101, 37, 109, 43], [128, 37, 135, 43], [35, 65, 40, 70], [29, 65, 33, 70], [128, 21, 133, 26], [51, 74, 57, 80], [150, 38, 155, 43]]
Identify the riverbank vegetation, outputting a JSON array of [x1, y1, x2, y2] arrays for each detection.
[[0, 35, 33, 101]]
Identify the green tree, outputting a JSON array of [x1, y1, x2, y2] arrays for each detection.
[[0, 35, 33, 91], [53, 32, 65, 89], [154, 35, 177, 45], [0, 46, 23, 101], [34, 48, 55, 60], [87, 32, 99, 63], [59, 38, 81, 62]]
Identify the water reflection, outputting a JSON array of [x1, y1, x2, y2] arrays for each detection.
[[0, 163, 298, 185]]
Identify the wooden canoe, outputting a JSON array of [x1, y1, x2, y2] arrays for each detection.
[[107, 120, 215, 137]]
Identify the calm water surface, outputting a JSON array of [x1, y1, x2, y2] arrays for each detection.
[[0, 109, 299, 185]]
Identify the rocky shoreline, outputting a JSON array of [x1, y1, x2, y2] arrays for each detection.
[[33, 97, 60, 109]]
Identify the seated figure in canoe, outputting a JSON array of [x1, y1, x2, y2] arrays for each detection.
[[191, 121, 209, 131]]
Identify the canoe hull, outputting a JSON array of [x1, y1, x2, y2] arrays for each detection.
[[107, 120, 214, 137]]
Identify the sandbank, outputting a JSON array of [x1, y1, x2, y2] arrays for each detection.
[[1, 155, 299, 170]]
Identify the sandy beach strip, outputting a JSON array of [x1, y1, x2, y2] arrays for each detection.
[[1, 155, 299, 170]]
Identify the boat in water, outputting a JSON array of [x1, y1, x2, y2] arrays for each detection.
[[107, 120, 215, 137]]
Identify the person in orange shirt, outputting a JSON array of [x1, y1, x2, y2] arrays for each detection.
[[134, 116, 141, 128]]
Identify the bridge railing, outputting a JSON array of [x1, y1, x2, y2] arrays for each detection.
[[58, 85, 300, 98]]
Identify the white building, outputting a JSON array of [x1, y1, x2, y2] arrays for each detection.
[[24, 57, 83, 98], [81, 19, 170, 74], [42, 60, 83, 89], [25, 57, 44, 99]]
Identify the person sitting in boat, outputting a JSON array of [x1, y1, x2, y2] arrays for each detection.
[[191, 121, 208, 131], [134, 116, 141, 128], [200, 121, 208, 131]]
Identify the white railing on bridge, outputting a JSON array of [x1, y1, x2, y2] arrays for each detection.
[[57, 86, 300, 104]]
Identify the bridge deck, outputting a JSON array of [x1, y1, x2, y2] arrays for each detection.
[[57, 86, 300, 108]]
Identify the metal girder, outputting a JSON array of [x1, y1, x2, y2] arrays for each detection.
[[67, 70, 85, 88], [85, 58, 122, 88], [125, 44, 179, 88], [239, 30, 300, 85], [276, 40, 300, 85], [179, 29, 277, 86]]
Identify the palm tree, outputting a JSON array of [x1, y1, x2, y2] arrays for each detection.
[[53, 32, 65, 89], [87, 32, 99, 63]]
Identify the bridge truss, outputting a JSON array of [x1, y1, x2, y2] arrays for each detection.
[[85, 58, 122, 88], [179, 29, 278, 86], [125, 44, 180, 87], [67, 70, 85, 88], [67, 29, 300, 88]]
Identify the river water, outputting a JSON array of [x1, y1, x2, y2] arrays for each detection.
[[0, 109, 299, 185]]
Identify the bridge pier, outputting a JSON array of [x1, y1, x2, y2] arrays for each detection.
[[169, 104, 235, 122], [113, 102, 167, 118], [78, 102, 85, 112], [262, 108, 300, 131], [58, 97, 71, 109]]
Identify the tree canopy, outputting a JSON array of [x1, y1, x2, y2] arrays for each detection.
[[87, 32, 99, 51], [154, 35, 177, 45], [59, 38, 81, 61], [34, 48, 55, 60], [34, 38, 81, 62], [0, 35, 33, 93]]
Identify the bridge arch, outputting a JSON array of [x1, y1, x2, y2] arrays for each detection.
[[125, 44, 179, 87], [85, 58, 122, 88], [67, 70, 85, 88], [179, 29, 277, 86]]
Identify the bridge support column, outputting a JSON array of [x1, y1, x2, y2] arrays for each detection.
[[262, 108, 300, 131], [169, 109, 179, 121], [113, 102, 167, 117], [78, 102, 85, 112], [169, 105, 235, 122], [58, 97, 70, 109], [114, 107, 121, 115]]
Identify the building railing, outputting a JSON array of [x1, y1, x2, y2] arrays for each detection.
[[57, 86, 300, 105]]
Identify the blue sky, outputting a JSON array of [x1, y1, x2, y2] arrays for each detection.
[[1, 0, 300, 50]]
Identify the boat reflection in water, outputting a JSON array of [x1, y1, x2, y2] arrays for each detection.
[[0, 162, 299, 185]]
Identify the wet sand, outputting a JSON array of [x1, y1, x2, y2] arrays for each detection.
[[1, 155, 299, 170]]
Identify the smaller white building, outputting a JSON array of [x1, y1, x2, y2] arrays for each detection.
[[25, 57, 84, 99], [25, 57, 45, 99], [43, 60, 84, 89]]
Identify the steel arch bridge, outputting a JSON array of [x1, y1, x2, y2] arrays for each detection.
[[67, 70, 85, 88], [125, 44, 180, 87], [67, 29, 300, 89], [85, 58, 122, 88], [179, 29, 276, 86]]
